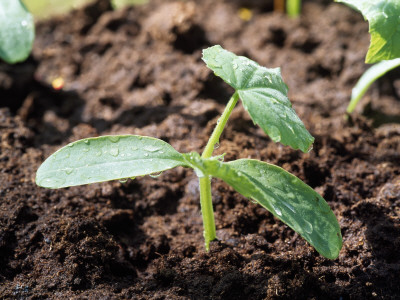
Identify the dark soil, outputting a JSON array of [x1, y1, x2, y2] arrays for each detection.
[[1, 0, 400, 298]]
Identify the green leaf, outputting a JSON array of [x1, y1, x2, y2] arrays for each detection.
[[202, 45, 314, 153], [36, 135, 187, 188], [0, 1, 35, 64], [184, 154, 342, 259], [347, 58, 400, 113], [336, 0, 400, 63]]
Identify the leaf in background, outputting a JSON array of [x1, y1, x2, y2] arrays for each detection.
[[0, 0, 34, 64], [184, 154, 342, 259], [202, 45, 314, 153], [336, 0, 400, 63], [36, 135, 187, 188], [346, 58, 400, 113]]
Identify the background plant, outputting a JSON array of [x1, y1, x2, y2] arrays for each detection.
[[336, 0, 400, 114], [36, 45, 342, 259], [0, 1, 34, 64]]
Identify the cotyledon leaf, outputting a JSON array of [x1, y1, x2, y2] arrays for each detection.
[[0, 1, 34, 64], [336, 0, 400, 63], [36, 135, 188, 189], [184, 154, 342, 259], [202, 45, 314, 153]]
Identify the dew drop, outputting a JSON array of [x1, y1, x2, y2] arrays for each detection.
[[130, 177, 136, 180], [83, 139, 90, 145], [67, 143, 74, 148], [144, 153, 149, 157], [108, 136, 120, 143], [144, 145, 161, 152], [303, 220, 313, 234], [268, 126, 281, 142], [131, 146, 138, 151], [149, 171, 163, 178], [64, 167, 74, 175], [119, 178, 128, 183], [233, 62, 238, 70], [283, 201, 296, 213], [39, 177, 66, 188], [82, 147, 90, 152], [110, 148, 119, 156], [21, 20, 28, 27], [95, 151, 102, 156], [271, 203, 282, 216]]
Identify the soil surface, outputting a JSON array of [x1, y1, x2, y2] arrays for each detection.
[[1, 0, 400, 299]]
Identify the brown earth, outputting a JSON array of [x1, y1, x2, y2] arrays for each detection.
[[1, 0, 400, 299]]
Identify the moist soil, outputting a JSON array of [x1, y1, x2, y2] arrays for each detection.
[[1, 0, 400, 299]]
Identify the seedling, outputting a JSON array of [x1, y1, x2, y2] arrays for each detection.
[[335, 0, 400, 113], [0, 0, 34, 64], [274, 0, 301, 18], [36, 45, 342, 259]]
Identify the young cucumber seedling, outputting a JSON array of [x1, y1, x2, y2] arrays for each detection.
[[36, 45, 342, 259], [335, 0, 400, 114]]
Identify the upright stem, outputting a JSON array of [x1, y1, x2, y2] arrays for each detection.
[[199, 92, 239, 251], [286, 0, 301, 18]]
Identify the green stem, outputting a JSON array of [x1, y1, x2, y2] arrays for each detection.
[[199, 92, 239, 251], [286, 0, 301, 17], [202, 92, 239, 159]]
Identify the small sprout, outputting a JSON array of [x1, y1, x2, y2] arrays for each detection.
[[286, 0, 301, 18], [36, 45, 342, 259]]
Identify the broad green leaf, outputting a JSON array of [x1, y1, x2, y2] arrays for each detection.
[[0, 1, 35, 64], [202, 45, 314, 153], [347, 58, 400, 113], [36, 135, 187, 188], [336, 0, 400, 63], [184, 154, 342, 259]]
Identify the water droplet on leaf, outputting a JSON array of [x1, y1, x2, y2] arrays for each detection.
[[149, 172, 163, 178], [83, 139, 90, 145], [39, 177, 66, 188], [144, 145, 161, 152], [119, 178, 128, 183], [64, 167, 74, 175], [108, 136, 120, 143], [144, 153, 149, 157], [268, 126, 281, 142], [303, 220, 313, 234], [110, 148, 119, 156]]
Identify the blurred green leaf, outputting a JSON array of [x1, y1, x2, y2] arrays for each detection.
[[0, 0, 35, 63], [336, 0, 400, 63]]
